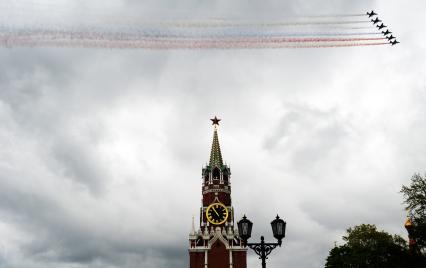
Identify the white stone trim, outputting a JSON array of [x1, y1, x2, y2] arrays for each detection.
[[229, 248, 233, 268], [202, 188, 231, 195], [208, 227, 230, 249]]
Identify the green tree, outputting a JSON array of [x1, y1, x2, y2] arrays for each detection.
[[325, 224, 422, 268], [401, 173, 426, 251]]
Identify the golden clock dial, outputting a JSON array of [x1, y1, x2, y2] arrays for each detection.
[[206, 202, 229, 225]]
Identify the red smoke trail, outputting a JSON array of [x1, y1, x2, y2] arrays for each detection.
[[0, 34, 389, 49], [163, 37, 387, 43], [0, 32, 386, 42]]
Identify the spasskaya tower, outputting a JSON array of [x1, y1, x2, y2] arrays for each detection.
[[189, 117, 247, 268]]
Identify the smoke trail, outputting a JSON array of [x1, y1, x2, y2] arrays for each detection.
[[0, 37, 389, 49], [0, 31, 389, 49], [303, 14, 366, 18], [136, 20, 372, 28], [0, 6, 389, 50], [0, 34, 388, 49], [0, 30, 385, 42]]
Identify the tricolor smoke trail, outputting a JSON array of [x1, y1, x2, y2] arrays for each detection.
[[0, 8, 394, 49]]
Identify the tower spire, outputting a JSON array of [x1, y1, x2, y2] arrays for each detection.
[[209, 116, 223, 167], [190, 117, 246, 268]]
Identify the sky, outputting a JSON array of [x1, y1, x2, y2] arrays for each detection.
[[0, 0, 425, 267]]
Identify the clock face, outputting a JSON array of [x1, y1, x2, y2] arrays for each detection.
[[206, 203, 229, 225]]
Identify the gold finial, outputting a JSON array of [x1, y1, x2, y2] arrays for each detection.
[[405, 218, 413, 227]]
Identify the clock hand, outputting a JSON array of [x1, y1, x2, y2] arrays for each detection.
[[212, 207, 220, 217]]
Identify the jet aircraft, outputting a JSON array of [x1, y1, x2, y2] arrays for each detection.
[[371, 18, 381, 24], [382, 30, 392, 35], [390, 40, 400, 45], [386, 35, 395, 41], [376, 23, 386, 30], [367, 10, 377, 17]]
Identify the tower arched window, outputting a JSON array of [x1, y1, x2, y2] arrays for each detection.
[[212, 167, 220, 180]]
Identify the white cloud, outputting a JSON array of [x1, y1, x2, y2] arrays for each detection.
[[0, 1, 425, 267]]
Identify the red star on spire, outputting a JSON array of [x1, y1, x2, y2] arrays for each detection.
[[210, 116, 221, 126]]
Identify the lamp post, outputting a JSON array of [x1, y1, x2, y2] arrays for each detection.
[[237, 215, 286, 268]]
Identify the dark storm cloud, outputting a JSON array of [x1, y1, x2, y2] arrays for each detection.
[[0, 173, 187, 266]]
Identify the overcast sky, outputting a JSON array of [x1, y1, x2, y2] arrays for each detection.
[[0, 1, 425, 268]]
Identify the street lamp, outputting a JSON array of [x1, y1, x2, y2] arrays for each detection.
[[271, 215, 286, 245], [237, 215, 286, 268], [237, 215, 253, 242]]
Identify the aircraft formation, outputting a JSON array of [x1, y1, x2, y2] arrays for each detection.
[[367, 10, 399, 46], [0, 6, 399, 49]]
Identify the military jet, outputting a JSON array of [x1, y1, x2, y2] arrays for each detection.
[[382, 30, 392, 35], [371, 17, 381, 24], [376, 23, 387, 30], [386, 35, 396, 41], [367, 10, 377, 17], [390, 40, 400, 45]]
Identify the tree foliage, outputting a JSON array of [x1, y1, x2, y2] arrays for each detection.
[[401, 173, 426, 250], [401, 173, 426, 219], [325, 224, 424, 268]]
